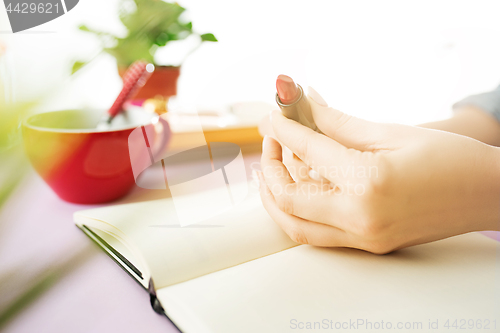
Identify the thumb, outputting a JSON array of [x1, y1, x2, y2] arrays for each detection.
[[307, 87, 407, 151]]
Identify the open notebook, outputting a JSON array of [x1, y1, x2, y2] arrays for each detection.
[[74, 187, 500, 333]]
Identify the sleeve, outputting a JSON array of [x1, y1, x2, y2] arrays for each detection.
[[453, 85, 500, 122]]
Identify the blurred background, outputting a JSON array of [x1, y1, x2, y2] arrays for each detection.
[[1, 0, 499, 125]]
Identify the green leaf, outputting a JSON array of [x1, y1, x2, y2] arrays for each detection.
[[71, 61, 87, 75], [200, 33, 218, 42], [77, 0, 214, 66], [78, 24, 91, 32], [120, 1, 184, 38], [155, 32, 170, 47], [105, 36, 155, 67], [0, 100, 35, 210], [0, 246, 96, 330]]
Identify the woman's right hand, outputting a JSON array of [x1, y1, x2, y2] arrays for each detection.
[[257, 88, 500, 253]]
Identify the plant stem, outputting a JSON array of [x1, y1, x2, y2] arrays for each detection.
[[0, 244, 96, 330]]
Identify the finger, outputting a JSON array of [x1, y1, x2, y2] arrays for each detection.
[[257, 114, 309, 184], [257, 171, 350, 247], [282, 147, 331, 187], [258, 114, 276, 138], [261, 136, 336, 223], [270, 110, 364, 184], [261, 135, 295, 187], [307, 86, 410, 151], [282, 146, 313, 182]]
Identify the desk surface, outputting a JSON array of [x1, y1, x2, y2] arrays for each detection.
[[0, 153, 260, 333]]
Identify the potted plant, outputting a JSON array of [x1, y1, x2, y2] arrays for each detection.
[[73, 0, 217, 100]]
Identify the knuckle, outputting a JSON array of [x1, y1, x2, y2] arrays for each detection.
[[352, 209, 388, 241], [286, 227, 309, 245], [365, 153, 393, 197], [275, 193, 295, 216], [332, 112, 355, 133], [357, 217, 385, 239], [364, 240, 395, 255], [340, 153, 397, 255], [294, 132, 314, 162], [352, 154, 392, 212], [352, 211, 396, 254]]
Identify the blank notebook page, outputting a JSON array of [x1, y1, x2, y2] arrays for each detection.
[[158, 232, 500, 333]]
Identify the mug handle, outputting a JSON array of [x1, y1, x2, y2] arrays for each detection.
[[150, 114, 171, 160], [128, 113, 171, 190]]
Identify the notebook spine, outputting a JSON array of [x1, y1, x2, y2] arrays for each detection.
[[148, 278, 165, 314]]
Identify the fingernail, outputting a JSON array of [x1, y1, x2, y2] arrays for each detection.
[[308, 169, 321, 181], [308, 87, 328, 107], [270, 109, 281, 123], [263, 135, 269, 151]]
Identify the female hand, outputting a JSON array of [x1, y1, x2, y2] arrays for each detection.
[[257, 88, 500, 254]]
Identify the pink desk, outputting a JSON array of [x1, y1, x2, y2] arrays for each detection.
[[0, 153, 260, 333]]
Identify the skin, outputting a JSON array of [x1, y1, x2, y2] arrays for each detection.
[[257, 90, 500, 254], [421, 105, 500, 146]]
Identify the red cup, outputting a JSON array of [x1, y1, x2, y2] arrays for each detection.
[[22, 109, 170, 204]]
